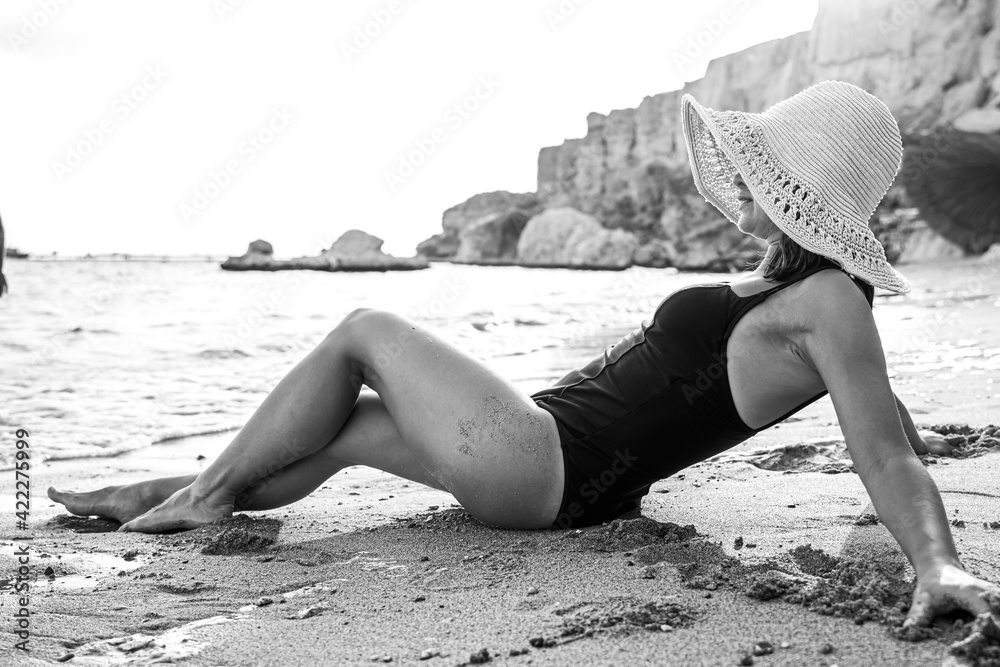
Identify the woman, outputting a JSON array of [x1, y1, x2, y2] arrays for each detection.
[[50, 81, 998, 628]]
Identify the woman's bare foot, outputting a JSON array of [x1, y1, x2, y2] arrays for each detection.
[[118, 484, 234, 533], [48, 482, 173, 524]]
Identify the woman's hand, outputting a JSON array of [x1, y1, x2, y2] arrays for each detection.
[[906, 562, 1000, 628], [917, 429, 956, 456]]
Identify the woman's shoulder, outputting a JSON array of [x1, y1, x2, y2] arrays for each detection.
[[789, 268, 878, 333]]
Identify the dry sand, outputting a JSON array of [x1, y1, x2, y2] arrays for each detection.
[[3, 258, 999, 666]]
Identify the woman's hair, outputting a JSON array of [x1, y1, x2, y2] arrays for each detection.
[[754, 234, 876, 305]]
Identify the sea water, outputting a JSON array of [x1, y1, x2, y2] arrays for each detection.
[[0, 260, 706, 467], [1, 258, 997, 468]]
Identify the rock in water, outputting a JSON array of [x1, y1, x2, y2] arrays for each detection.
[[896, 225, 965, 263], [318, 230, 427, 270], [633, 239, 674, 268], [516, 207, 636, 269], [415, 231, 459, 259], [248, 239, 273, 255], [326, 229, 384, 256], [453, 211, 531, 264], [221, 239, 277, 270], [417, 191, 542, 260], [221, 231, 428, 272], [515, 207, 598, 266], [573, 228, 639, 269]]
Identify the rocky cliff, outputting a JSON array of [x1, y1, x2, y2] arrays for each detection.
[[418, 0, 1000, 269]]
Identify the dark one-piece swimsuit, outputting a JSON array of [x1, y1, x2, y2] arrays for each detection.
[[530, 260, 873, 529]]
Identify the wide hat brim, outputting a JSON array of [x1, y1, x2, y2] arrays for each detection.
[[681, 89, 911, 294]]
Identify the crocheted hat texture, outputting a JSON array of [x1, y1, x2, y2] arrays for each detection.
[[681, 80, 910, 293]]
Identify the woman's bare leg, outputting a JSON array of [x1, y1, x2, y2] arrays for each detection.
[[49, 476, 198, 524], [118, 309, 565, 532], [47, 391, 442, 521], [230, 391, 450, 510]]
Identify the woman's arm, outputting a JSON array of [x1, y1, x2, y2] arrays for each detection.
[[893, 392, 926, 454], [893, 393, 956, 456], [798, 273, 998, 625]]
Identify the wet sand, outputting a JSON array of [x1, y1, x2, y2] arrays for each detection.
[[4, 258, 999, 666]]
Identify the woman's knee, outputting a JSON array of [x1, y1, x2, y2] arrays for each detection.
[[329, 308, 384, 350], [328, 308, 413, 385], [334, 307, 378, 333]]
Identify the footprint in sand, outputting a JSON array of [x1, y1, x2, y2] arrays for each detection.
[[719, 437, 853, 474]]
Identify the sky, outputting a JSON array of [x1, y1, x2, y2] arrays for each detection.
[[0, 0, 818, 258]]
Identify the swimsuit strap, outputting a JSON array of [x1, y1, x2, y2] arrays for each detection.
[[722, 260, 845, 344], [758, 259, 847, 299]]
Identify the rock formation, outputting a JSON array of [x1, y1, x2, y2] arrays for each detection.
[[222, 231, 428, 272], [416, 191, 543, 259], [897, 224, 966, 264], [534, 0, 1000, 266], [516, 208, 638, 269], [221, 239, 277, 270], [453, 211, 531, 265], [319, 229, 428, 270], [870, 204, 966, 265], [901, 130, 1000, 253], [417, 0, 1000, 270]]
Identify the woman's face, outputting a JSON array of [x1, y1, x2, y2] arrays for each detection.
[[732, 172, 782, 242]]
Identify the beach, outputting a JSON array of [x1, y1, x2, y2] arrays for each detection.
[[3, 257, 999, 666], [6, 0, 1000, 663]]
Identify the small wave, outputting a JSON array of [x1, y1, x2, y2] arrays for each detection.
[[0, 425, 242, 471], [195, 348, 252, 359], [154, 426, 240, 443], [62, 326, 119, 335], [257, 343, 294, 352], [13, 435, 154, 468]]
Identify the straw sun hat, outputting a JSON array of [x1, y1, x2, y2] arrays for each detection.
[[681, 80, 910, 293]]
